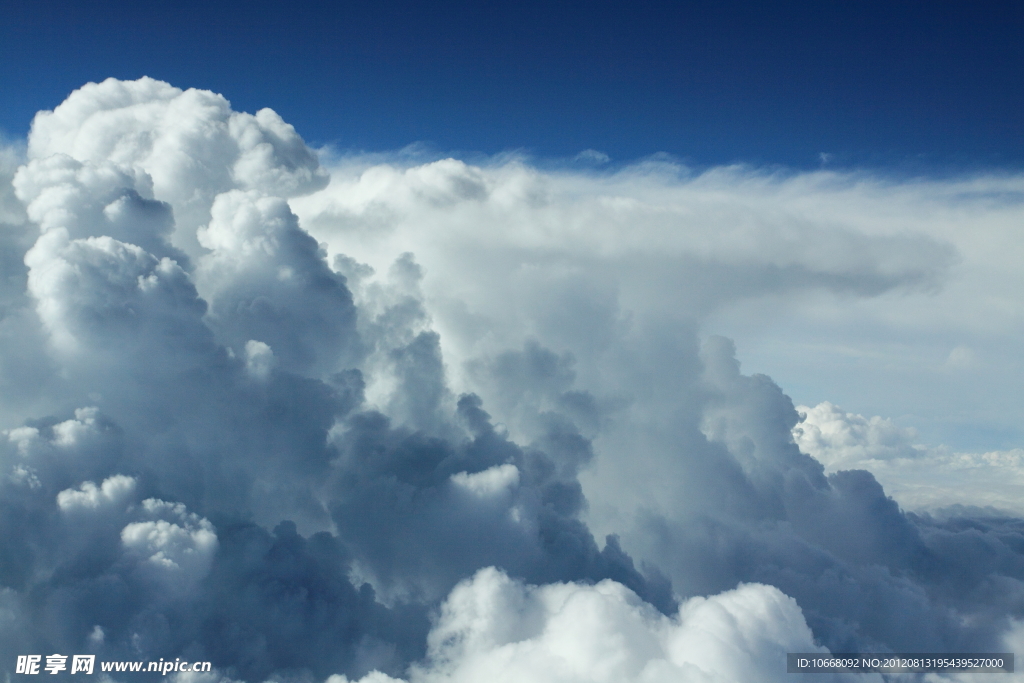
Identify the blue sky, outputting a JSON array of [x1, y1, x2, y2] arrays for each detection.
[[3, 0, 1022, 168]]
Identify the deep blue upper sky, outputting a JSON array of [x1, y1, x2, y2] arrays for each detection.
[[2, 0, 1021, 169]]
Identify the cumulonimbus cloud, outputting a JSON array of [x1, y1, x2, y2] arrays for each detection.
[[1, 78, 1023, 683]]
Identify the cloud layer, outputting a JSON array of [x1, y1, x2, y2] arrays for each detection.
[[1, 78, 1023, 682]]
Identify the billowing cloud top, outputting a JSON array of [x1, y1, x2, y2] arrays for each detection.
[[1, 78, 1023, 683]]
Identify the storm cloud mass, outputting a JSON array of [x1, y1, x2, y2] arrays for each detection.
[[1, 78, 1023, 682]]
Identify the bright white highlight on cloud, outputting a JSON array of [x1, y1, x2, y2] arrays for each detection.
[[334, 568, 871, 683], [450, 464, 519, 497], [25, 77, 327, 254], [417, 569, 821, 683], [244, 339, 276, 380], [120, 499, 218, 592], [795, 401, 924, 468], [57, 474, 136, 511]]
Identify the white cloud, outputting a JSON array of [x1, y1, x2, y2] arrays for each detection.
[[2, 404, 121, 493], [167, 671, 244, 683], [342, 568, 870, 683], [196, 189, 359, 375], [7, 464, 40, 489], [293, 155, 1023, 452], [52, 406, 105, 447], [796, 401, 1024, 515], [4, 425, 40, 453], [120, 498, 218, 592], [450, 464, 519, 497], [794, 401, 923, 469], [57, 474, 136, 512], [295, 160, 959, 327], [13, 154, 170, 255], [244, 339, 275, 380], [26, 77, 328, 256], [25, 228, 206, 358]]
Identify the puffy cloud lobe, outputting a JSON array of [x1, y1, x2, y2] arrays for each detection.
[[0, 458, 221, 666], [559, 333, 1022, 655], [120, 498, 218, 594], [295, 152, 1024, 480], [243, 339, 276, 380], [13, 153, 184, 263], [57, 474, 136, 512], [0, 79, 388, 679], [450, 463, 520, 497], [2, 445, 415, 682], [196, 190, 360, 375], [338, 568, 872, 683], [794, 401, 924, 470], [26, 77, 328, 255], [25, 229, 207, 356], [2, 406, 124, 505]]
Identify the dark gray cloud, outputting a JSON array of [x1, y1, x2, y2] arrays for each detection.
[[327, 393, 673, 615]]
